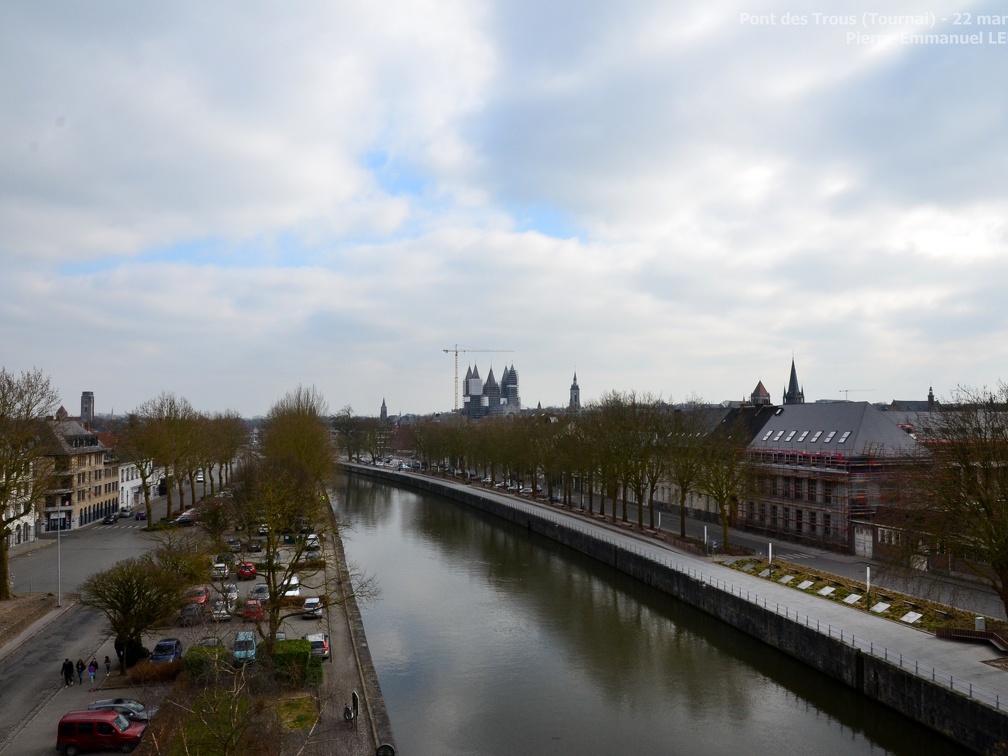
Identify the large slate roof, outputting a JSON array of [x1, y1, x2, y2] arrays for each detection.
[[747, 401, 925, 458]]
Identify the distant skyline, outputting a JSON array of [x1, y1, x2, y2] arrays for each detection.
[[3, 2, 1007, 417]]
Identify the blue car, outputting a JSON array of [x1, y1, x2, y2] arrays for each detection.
[[149, 638, 183, 663], [233, 631, 256, 664]]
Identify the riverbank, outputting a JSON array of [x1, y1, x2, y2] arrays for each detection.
[[352, 464, 1008, 755]]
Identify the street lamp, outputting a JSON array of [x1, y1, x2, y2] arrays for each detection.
[[57, 505, 63, 607]]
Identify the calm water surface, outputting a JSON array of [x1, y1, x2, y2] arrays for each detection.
[[336, 476, 965, 755]]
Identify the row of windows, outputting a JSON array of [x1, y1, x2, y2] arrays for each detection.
[[762, 428, 852, 445], [770, 477, 835, 503], [75, 482, 119, 501], [749, 502, 834, 536]]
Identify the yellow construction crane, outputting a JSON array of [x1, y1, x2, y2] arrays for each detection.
[[443, 345, 514, 411]]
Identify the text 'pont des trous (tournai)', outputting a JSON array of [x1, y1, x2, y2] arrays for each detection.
[[739, 11, 1008, 46]]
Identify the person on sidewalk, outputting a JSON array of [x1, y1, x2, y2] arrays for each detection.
[[88, 659, 97, 690], [61, 659, 74, 687], [104, 655, 112, 676], [76, 659, 84, 685]]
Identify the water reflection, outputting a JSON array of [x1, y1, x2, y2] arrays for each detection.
[[337, 475, 964, 755]]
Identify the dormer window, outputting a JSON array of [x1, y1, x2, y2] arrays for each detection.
[[810, 431, 822, 442], [797, 431, 808, 442], [785, 431, 796, 442], [824, 431, 836, 443], [838, 431, 851, 444], [773, 430, 785, 441]]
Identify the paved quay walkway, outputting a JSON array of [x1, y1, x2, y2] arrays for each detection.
[[361, 466, 1008, 724]]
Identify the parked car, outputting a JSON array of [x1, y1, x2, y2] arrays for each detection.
[[57, 709, 146, 755], [248, 583, 270, 601], [236, 561, 257, 580], [280, 575, 300, 597], [241, 599, 264, 621], [185, 586, 211, 607], [305, 533, 322, 549], [219, 583, 239, 602], [196, 471, 204, 483], [194, 636, 223, 648], [226, 537, 243, 553], [305, 632, 330, 659], [301, 549, 322, 563], [247, 538, 264, 552], [232, 631, 257, 664], [88, 697, 159, 723], [149, 638, 183, 663], [212, 562, 229, 579], [135, 510, 147, 521], [176, 604, 204, 627], [121, 506, 134, 518], [301, 597, 323, 619], [102, 512, 118, 524], [210, 599, 234, 622]]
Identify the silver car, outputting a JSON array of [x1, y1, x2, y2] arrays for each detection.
[[301, 597, 323, 619], [88, 698, 158, 722]]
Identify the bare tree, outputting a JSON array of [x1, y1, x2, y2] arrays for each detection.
[[134, 393, 197, 518], [666, 398, 711, 539], [889, 383, 1008, 615], [106, 413, 161, 522], [76, 556, 186, 669], [0, 368, 60, 600], [698, 415, 754, 551]]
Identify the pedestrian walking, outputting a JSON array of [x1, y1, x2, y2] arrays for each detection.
[[104, 655, 112, 676], [76, 659, 84, 685], [61, 658, 74, 687], [88, 659, 97, 690]]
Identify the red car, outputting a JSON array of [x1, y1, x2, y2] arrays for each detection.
[[242, 599, 264, 621], [236, 561, 257, 580], [185, 586, 211, 607]]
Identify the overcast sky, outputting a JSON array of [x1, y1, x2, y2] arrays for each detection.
[[3, 2, 1007, 418]]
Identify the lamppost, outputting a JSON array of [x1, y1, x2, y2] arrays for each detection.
[[57, 505, 62, 607]]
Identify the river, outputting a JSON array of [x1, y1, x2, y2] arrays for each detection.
[[336, 474, 965, 755]]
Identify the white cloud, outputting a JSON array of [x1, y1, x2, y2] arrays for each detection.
[[2, 1, 1007, 415]]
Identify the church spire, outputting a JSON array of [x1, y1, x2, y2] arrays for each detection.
[[783, 358, 805, 405]]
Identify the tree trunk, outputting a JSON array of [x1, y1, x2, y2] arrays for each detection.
[[0, 538, 12, 600], [679, 489, 688, 539], [718, 499, 731, 550]]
